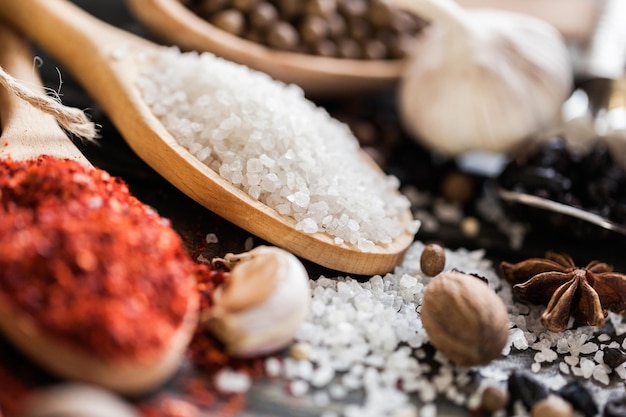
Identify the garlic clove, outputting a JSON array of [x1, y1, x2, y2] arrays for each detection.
[[395, 0, 573, 156], [205, 246, 311, 357]]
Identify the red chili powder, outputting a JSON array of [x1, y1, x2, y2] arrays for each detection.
[[0, 156, 199, 361]]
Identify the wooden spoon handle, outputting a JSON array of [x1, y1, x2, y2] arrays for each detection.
[[0, 22, 90, 163]]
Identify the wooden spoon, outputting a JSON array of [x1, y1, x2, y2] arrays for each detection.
[[0, 34, 89, 164], [0, 23, 198, 395], [0, 0, 416, 275], [125, 0, 406, 97]]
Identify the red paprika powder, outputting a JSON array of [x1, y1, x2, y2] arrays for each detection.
[[0, 155, 199, 361]]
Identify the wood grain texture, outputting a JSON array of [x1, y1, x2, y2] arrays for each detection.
[[0, 24, 90, 164]]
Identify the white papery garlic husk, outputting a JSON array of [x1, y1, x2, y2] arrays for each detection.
[[204, 246, 310, 357], [394, 0, 573, 156]]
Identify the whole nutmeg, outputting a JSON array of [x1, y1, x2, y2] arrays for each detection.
[[421, 271, 509, 366]]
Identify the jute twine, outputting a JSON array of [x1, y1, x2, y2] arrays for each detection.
[[0, 65, 97, 141]]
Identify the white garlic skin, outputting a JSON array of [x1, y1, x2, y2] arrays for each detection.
[[17, 384, 139, 417], [399, 9, 573, 156], [207, 246, 311, 357]]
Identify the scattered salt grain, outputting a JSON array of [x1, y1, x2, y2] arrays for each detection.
[[265, 357, 282, 377], [593, 365, 611, 385], [289, 380, 310, 397], [214, 369, 251, 393], [138, 47, 412, 247], [263, 241, 626, 415], [205, 233, 218, 244]]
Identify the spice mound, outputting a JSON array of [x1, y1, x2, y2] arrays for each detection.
[[0, 156, 199, 361], [500, 251, 626, 332], [137, 47, 415, 250]]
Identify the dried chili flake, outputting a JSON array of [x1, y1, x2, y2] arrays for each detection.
[[0, 156, 199, 361]]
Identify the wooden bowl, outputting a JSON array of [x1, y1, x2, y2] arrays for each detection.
[[125, 0, 408, 97]]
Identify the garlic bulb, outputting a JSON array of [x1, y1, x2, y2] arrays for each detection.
[[394, 0, 573, 156], [204, 246, 310, 357]]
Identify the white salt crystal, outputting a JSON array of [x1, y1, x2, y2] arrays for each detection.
[[420, 403, 437, 417], [311, 366, 335, 388], [296, 218, 319, 234], [419, 383, 437, 402], [214, 369, 251, 393], [580, 342, 599, 355], [510, 328, 529, 350], [531, 363, 541, 373], [205, 233, 219, 244], [559, 362, 570, 374], [265, 357, 282, 377], [289, 380, 309, 396], [564, 355, 579, 366], [594, 350, 605, 364], [580, 358, 595, 378], [593, 365, 611, 385], [328, 384, 348, 399], [312, 391, 331, 407]]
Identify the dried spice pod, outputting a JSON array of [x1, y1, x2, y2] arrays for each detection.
[[500, 251, 626, 332], [420, 270, 509, 366]]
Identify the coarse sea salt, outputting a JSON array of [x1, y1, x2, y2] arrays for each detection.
[[261, 241, 626, 417], [137, 47, 414, 249]]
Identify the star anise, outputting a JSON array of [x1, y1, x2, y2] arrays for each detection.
[[500, 251, 626, 332]]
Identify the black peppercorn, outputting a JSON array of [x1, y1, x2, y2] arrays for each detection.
[[210, 9, 246, 35], [337, 37, 361, 58], [604, 347, 626, 369], [232, 0, 258, 11], [367, 0, 394, 27], [266, 21, 300, 51], [312, 39, 338, 57], [507, 370, 549, 412], [306, 0, 337, 17], [192, 0, 228, 16], [249, 2, 278, 29], [555, 381, 598, 417], [300, 15, 329, 44]]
